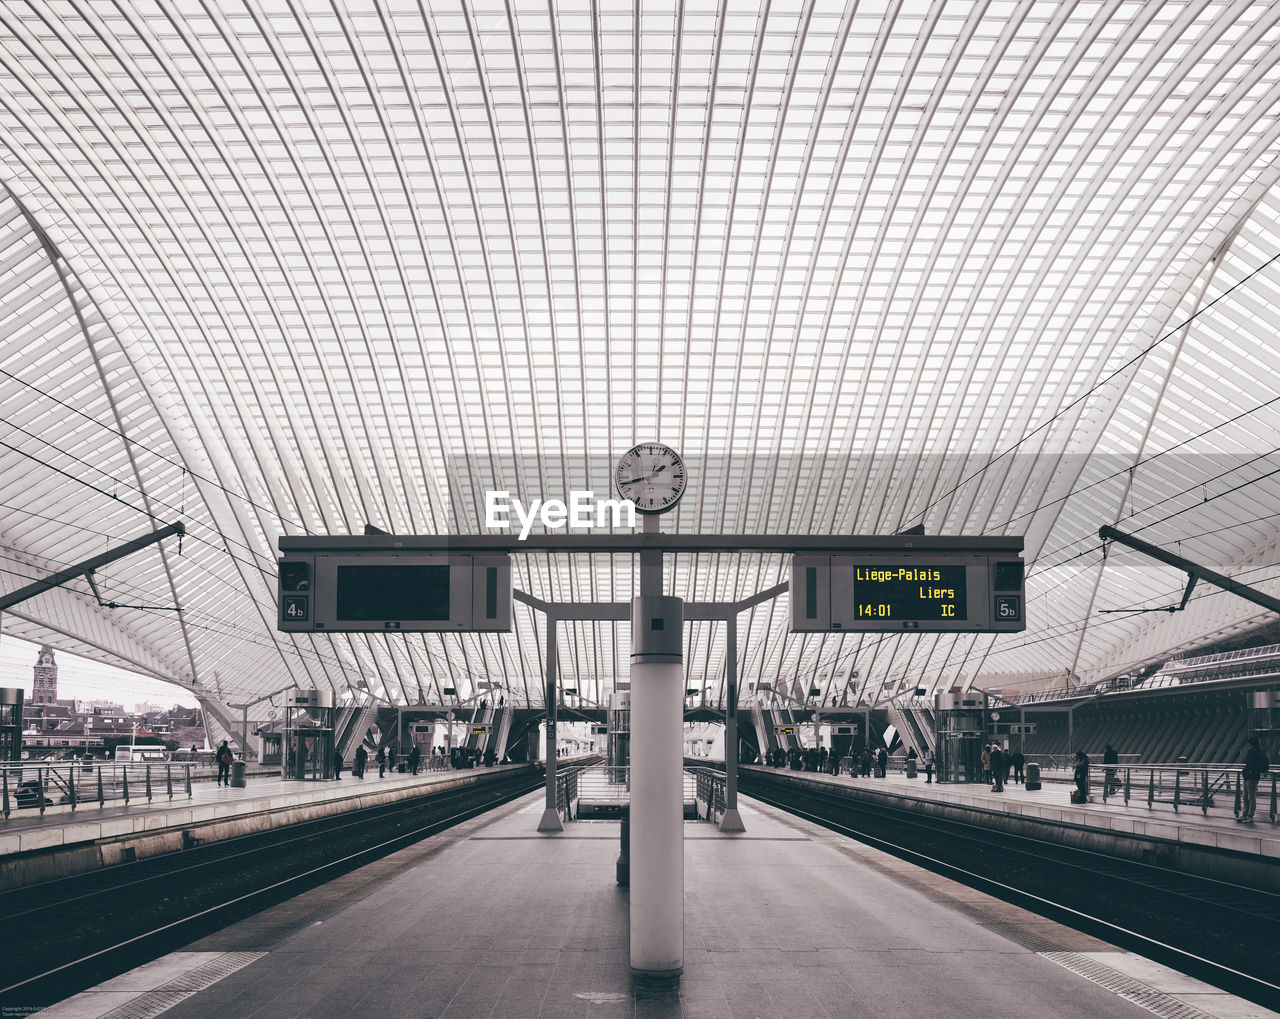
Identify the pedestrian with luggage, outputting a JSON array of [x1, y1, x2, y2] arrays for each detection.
[[1103, 743, 1119, 795], [1072, 750, 1090, 804], [1238, 736, 1270, 824], [216, 741, 233, 786]]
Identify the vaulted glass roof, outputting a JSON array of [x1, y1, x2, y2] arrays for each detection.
[[2, 1, 1279, 721]]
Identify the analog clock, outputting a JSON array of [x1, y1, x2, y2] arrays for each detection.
[[615, 443, 687, 514]]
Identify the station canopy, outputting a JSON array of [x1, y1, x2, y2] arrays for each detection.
[[2, 2, 1279, 721]]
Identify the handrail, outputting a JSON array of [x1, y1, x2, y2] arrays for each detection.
[[1, 761, 195, 820]]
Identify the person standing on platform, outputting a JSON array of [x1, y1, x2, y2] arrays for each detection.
[[1011, 748, 1025, 785], [980, 744, 991, 784], [989, 743, 1004, 792], [876, 746, 887, 778], [1238, 736, 1270, 824], [216, 740, 232, 786], [409, 744, 421, 775], [924, 749, 935, 783], [376, 746, 387, 778], [1103, 743, 1119, 795], [387, 745, 398, 774], [1073, 750, 1090, 803], [333, 750, 343, 780], [354, 744, 368, 779]]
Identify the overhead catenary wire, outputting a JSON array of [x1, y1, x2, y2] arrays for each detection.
[[906, 249, 1280, 531]]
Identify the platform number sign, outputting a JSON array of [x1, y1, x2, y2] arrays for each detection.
[[994, 595, 1021, 622], [282, 595, 309, 622]]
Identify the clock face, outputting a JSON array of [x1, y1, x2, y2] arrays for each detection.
[[615, 443, 687, 514]]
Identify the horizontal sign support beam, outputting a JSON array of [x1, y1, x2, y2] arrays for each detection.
[[280, 533, 1024, 555], [514, 582, 791, 623]]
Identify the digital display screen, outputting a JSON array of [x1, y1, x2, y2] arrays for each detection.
[[336, 564, 449, 621], [853, 565, 967, 621]]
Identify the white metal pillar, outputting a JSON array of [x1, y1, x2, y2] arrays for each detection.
[[629, 514, 683, 988]]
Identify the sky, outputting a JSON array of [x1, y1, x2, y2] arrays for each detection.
[[0, 633, 199, 711]]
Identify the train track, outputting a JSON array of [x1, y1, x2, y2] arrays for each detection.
[[741, 769, 1280, 1012], [0, 768, 543, 1011]]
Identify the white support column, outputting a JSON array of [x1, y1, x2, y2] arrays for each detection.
[[629, 597, 684, 989]]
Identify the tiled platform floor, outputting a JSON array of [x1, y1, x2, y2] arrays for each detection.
[[34, 790, 1275, 1018]]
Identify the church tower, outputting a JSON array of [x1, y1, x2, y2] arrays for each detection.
[[32, 646, 58, 705]]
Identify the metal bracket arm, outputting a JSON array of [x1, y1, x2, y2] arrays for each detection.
[[1099, 525, 1280, 617], [0, 522, 185, 612]]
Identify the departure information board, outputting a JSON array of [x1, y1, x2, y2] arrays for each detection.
[[277, 551, 511, 633], [336, 564, 450, 622], [852, 565, 967, 622], [792, 551, 1024, 633]]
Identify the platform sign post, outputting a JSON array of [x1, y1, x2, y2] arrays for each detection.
[[538, 613, 561, 832], [721, 614, 745, 832]]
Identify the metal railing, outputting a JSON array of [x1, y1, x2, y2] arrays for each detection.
[[554, 766, 580, 822], [2, 761, 195, 820], [1083, 763, 1278, 822], [559, 765, 705, 822], [689, 767, 726, 822]]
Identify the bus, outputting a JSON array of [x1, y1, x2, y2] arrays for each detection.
[[113, 744, 171, 763]]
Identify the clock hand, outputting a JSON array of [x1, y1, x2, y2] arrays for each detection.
[[620, 476, 652, 486]]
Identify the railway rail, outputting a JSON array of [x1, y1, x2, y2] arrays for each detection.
[[0, 767, 542, 1011], [741, 769, 1280, 1012]]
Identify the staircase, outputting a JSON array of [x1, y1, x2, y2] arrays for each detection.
[[887, 703, 933, 756], [489, 706, 512, 760], [774, 708, 801, 751], [752, 705, 779, 759], [335, 703, 379, 758]]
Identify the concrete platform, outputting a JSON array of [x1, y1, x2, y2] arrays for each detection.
[[32, 791, 1275, 1018], [0, 764, 534, 888], [746, 767, 1280, 875]]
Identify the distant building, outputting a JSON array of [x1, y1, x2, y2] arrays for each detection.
[[18, 645, 207, 756], [31, 645, 58, 704]]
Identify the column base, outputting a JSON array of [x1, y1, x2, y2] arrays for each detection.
[[718, 807, 746, 833], [631, 968, 682, 994], [536, 807, 563, 832]]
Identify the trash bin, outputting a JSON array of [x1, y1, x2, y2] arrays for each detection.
[[905, 759, 917, 779], [231, 760, 246, 788], [1025, 762, 1041, 791]]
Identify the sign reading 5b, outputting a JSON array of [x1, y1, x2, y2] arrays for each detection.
[[792, 550, 1025, 634]]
